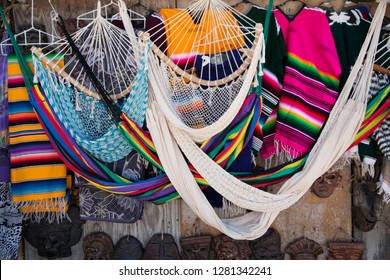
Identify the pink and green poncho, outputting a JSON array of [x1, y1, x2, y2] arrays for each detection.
[[261, 5, 341, 160]]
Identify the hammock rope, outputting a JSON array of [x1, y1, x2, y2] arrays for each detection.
[[145, 0, 389, 238], [2, 0, 390, 238], [30, 3, 149, 163], [143, 0, 266, 142]]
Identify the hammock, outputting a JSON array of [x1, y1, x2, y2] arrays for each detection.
[[3, 1, 390, 238], [144, 0, 265, 142], [145, 0, 389, 238], [30, 1, 149, 163]]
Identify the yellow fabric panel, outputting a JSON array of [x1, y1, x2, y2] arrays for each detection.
[[8, 87, 29, 102], [10, 134, 49, 144], [13, 191, 66, 203], [20, 200, 69, 213], [9, 123, 44, 133], [160, 9, 245, 56], [11, 165, 67, 183], [8, 59, 64, 76]]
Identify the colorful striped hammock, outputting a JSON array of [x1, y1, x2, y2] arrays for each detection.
[[28, 77, 390, 203], [2, 6, 390, 204]]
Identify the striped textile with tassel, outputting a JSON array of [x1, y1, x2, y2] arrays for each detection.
[[7, 54, 69, 222]]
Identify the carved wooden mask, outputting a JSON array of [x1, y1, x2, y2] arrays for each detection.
[[23, 205, 84, 259], [249, 228, 284, 260], [328, 242, 365, 260], [143, 234, 181, 260], [285, 237, 324, 260], [82, 231, 114, 260], [180, 235, 213, 260], [311, 171, 342, 198], [214, 235, 251, 260], [112, 235, 144, 260]]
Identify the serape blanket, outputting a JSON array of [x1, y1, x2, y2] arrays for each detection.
[[3, 5, 389, 204], [0, 30, 22, 260], [261, 6, 341, 161], [7, 54, 68, 221]]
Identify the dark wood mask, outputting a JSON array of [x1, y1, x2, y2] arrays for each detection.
[[328, 242, 365, 260], [285, 237, 324, 260], [23, 205, 84, 259], [214, 234, 251, 260], [82, 231, 114, 260], [180, 235, 213, 260]]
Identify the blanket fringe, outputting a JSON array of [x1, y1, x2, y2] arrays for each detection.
[[16, 197, 70, 223], [214, 197, 247, 219]]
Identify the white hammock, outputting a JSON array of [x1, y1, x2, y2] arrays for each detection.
[[31, 1, 149, 163], [146, 0, 388, 239], [142, 0, 265, 142]]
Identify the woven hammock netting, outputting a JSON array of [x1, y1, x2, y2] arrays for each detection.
[[24, 0, 390, 238], [32, 2, 149, 163], [145, 0, 265, 142]]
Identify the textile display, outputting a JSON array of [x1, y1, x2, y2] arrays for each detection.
[[25, 53, 390, 205], [373, 115, 390, 160], [144, 0, 386, 238], [261, 5, 341, 161], [0, 30, 11, 182], [234, 4, 286, 152], [322, 3, 372, 90], [358, 72, 390, 175], [79, 184, 144, 223], [159, 8, 245, 70], [146, 1, 265, 143], [1, 0, 389, 239], [371, 70, 390, 161], [7, 54, 69, 221], [378, 156, 390, 203], [0, 182, 22, 260], [78, 150, 145, 223], [30, 12, 150, 164], [0, 30, 22, 260]]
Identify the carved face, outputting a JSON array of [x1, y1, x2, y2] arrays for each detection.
[[312, 171, 342, 198], [328, 242, 365, 260], [23, 205, 84, 259], [112, 235, 144, 260], [214, 235, 251, 260], [143, 234, 181, 260], [82, 232, 114, 260], [250, 228, 284, 260], [285, 237, 324, 260], [180, 235, 212, 260]]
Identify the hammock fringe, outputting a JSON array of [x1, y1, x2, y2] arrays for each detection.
[[214, 197, 248, 219]]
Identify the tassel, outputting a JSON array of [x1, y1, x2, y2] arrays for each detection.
[[18, 197, 68, 222], [75, 92, 82, 111], [377, 174, 390, 204], [362, 163, 375, 178], [32, 58, 39, 84], [90, 99, 97, 119], [214, 197, 247, 219]]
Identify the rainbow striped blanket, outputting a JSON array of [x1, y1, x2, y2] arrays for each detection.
[[7, 55, 69, 221], [261, 6, 341, 160]]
